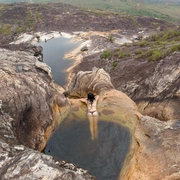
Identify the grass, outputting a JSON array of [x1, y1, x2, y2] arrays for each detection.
[[107, 34, 115, 43], [0, 23, 12, 34], [1, 1, 180, 23], [100, 28, 180, 67], [30, 0, 180, 23], [100, 50, 112, 59]]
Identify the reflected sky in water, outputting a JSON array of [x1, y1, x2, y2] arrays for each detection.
[[36, 37, 80, 87], [44, 118, 131, 180]]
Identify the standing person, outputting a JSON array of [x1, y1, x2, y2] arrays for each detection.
[[80, 93, 99, 140]]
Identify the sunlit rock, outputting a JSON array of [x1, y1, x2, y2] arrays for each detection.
[[66, 67, 180, 180]]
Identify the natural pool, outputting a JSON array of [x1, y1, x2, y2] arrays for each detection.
[[36, 37, 81, 87], [44, 116, 131, 180], [38, 36, 132, 180]]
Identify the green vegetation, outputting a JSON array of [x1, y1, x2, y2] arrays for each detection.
[[26, 7, 35, 30], [132, 29, 180, 61], [58, 1, 180, 22], [0, 23, 12, 34], [0, 0, 180, 23], [100, 28, 180, 68], [114, 49, 131, 58], [107, 34, 115, 43], [111, 60, 118, 70], [100, 50, 112, 59], [35, 34, 40, 42]]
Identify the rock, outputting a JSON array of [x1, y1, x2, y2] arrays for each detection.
[[66, 68, 180, 180], [72, 46, 180, 121], [1, 56, 179, 180], [0, 48, 95, 180], [67, 67, 115, 98], [117, 52, 180, 121], [124, 116, 180, 180], [0, 48, 69, 151], [32, 45, 43, 62], [81, 45, 88, 52]]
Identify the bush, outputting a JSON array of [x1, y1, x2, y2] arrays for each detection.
[[107, 34, 114, 43], [35, 34, 40, 42], [171, 44, 180, 52], [139, 39, 149, 47], [100, 50, 112, 59], [148, 49, 163, 61], [111, 61, 118, 70]]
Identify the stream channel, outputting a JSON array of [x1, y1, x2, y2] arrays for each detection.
[[38, 37, 131, 180], [36, 37, 80, 87]]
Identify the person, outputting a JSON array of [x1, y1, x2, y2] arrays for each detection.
[[80, 93, 99, 140]]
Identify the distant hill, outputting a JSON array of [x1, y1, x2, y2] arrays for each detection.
[[1, 0, 180, 5], [0, 0, 179, 23]]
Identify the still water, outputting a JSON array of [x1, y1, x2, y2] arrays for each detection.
[[44, 117, 131, 180], [36, 37, 80, 87], [39, 36, 131, 179]]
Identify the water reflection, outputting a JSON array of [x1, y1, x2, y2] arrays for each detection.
[[44, 118, 131, 180], [36, 37, 80, 87], [88, 114, 98, 140]]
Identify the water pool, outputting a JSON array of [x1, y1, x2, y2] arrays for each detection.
[[36, 37, 80, 87], [44, 116, 131, 180]]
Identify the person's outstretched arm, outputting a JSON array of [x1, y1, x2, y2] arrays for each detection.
[[80, 98, 87, 104]]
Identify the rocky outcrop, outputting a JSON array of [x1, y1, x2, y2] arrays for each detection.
[[66, 68, 180, 180], [113, 52, 180, 121], [0, 48, 95, 179], [0, 48, 70, 151], [126, 116, 180, 180], [71, 44, 180, 121], [1, 53, 179, 180]]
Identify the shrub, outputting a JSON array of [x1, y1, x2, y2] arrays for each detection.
[[139, 39, 149, 47], [148, 49, 163, 61], [100, 50, 112, 59], [35, 34, 40, 42], [171, 44, 180, 52], [135, 49, 143, 55], [107, 34, 114, 43], [111, 61, 118, 70]]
